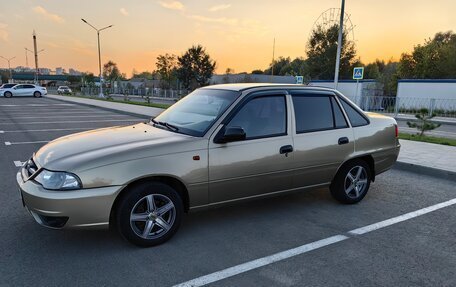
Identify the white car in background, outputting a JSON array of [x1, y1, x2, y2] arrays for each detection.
[[57, 86, 72, 95], [0, 84, 47, 98]]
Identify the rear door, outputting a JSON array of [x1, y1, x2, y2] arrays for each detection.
[[208, 91, 294, 203], [289, 90, 355, 188], [23, 85, 36, 96]]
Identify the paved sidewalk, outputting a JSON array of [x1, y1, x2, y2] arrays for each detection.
[[45, 94, 456, 179], [46, 94, 165, 117], [397, 139, 456, 179], [385, 113, 456, 125]]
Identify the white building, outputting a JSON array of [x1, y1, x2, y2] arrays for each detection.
[[397, 79, 456, 110], [55, 67, 65, 75]]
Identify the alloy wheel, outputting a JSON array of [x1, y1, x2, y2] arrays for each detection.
[[344, 166, 368, 199], [129, 194, 176, 239]]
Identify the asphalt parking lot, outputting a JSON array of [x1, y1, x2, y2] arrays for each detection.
[[0, 96, 455, 287]]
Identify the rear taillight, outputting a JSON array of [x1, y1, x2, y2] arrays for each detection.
[[395, 124, 398, 138]]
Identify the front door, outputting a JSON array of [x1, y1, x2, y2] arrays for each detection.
[[208, 92, 294, 203]]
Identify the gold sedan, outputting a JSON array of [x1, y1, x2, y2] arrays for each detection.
[[17, 84, 400, 246]]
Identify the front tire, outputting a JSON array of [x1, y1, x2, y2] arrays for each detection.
[[116, 182, 183, 247], [330, 159, 371, 204], [33, 91, 42, 98], [4, 91, 12, 98]]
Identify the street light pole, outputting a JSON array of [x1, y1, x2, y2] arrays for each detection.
[[81, 18, 113, 98], [0, 56, 16, 81], [334, 0, 345, 89]]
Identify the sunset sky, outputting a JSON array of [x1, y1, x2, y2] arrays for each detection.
[[0, 0, 455, 76]]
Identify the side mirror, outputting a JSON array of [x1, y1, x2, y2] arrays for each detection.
[[215, 126, 246, 143]]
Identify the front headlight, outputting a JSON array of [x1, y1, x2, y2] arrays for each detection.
[[34, 170, 82, 190]]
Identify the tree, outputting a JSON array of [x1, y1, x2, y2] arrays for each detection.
[[177, 45, 216, 89], [102, 61, 121, 85], [251, 69, 263, 74], [397, 31, 456, 79], [156, 53, 178, 88], [82, 72, 95, 86], [306, 24, 357, 80], [407, 108, 441, 137]]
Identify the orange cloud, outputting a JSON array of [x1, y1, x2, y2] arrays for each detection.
[[33, 6, 65, 23], [158, 1, 184, 11]]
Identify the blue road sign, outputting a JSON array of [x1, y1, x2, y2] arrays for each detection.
[[353, 67, 364, 80]]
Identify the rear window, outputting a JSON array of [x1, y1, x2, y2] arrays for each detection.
[[339, 99, 369, 127]]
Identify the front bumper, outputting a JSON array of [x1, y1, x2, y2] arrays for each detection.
[[17, 172, 123, 229]]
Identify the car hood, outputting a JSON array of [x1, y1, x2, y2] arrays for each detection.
[[34, 123, 201, 172]]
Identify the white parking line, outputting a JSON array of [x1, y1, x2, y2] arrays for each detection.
[[0, 115, 131, 120], [0, 119, 141, 125], [0, 127, 92, 133], [173, 235, 349, 287], [5, 140, 49, 145], [174, 198, 456, 287], [0, 103, 75, 107], [14, 161, 24, 167], [348, 198, 456, 235]]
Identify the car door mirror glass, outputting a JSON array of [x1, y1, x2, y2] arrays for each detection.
[[216, 126, 246, 143]]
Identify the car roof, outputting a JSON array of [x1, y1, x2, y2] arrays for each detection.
[[200, 83, 337, 93]]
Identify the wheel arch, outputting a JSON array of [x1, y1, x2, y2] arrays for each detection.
[[109, 175, 190, 227], [334, 154, 376, 183]]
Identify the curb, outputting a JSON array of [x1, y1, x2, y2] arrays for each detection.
[[45, 95, 161, 119], [393, 161, 456, 181]]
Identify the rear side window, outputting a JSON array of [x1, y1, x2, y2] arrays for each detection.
[[331, 97, 348, 128], [339, 99, 369, 127], [25, 85, 35, 88], [292, 95, 349, 133], [293, 96, 333, 132]]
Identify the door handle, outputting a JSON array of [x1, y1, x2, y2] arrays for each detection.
[[280, 145, 293, 155], [338, 137, 349, 145]]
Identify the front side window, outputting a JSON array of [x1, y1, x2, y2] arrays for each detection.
[[154, 89, 240, 137], [227, 96, 287, 139]]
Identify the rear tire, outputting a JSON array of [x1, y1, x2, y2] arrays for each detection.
[[330, 159, 371, 204], [33, 91, 42, 98], [116, 182, 183, 247], [4, 91, 12, 98]]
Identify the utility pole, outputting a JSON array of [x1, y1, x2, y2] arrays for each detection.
[[33, 30, 40, 84], [270, 37, 275, 82], [25, 48, 29, 67], [0, 56, 16, 81], [334, 0, 345, 89], [81, 18, 113, 98]]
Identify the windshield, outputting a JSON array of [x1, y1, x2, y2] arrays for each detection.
[[154, 89, 240, 137]]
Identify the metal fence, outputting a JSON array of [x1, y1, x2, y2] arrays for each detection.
[[80, 87, 188, 100], [346, 96, 456, 118]]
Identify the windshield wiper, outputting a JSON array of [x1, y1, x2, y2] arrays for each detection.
[[150, 118, 179, 132]]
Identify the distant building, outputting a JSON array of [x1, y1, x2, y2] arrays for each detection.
[[69, 68, 82, 76], [55, 67, 65, 75], [40, 68, 51, 75]]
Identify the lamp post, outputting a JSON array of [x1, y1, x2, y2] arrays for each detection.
[[25, 48, 44, 67], [0, 56, 16, 81], [81, 18, 113, 98], [334, 0, 345, 89]]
